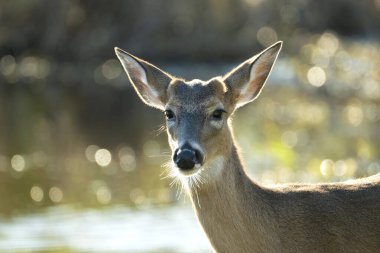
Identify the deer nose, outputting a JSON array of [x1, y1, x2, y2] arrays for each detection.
[[173, 144, 203, 171]]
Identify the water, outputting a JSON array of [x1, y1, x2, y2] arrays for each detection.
[[0, 204, 211, 253]]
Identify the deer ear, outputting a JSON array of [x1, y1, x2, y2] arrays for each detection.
[[223, 41, 282, 108], [115, 47, 172, 110]]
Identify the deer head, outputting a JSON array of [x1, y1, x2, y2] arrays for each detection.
[[115, 42, 282, 180]]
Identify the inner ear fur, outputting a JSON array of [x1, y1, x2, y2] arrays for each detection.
[[223, 41, 282, 108], [115, 47, 172, 110]]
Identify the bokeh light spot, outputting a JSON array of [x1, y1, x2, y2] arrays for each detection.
[[96, 186, 112, 205], [30, 186, 44, 202], [49, 187, 64, 203], [120, 154, 136, 171], [95, 149, 112, 167], [130, 188, 146, 206], [11, 155, 25, 172], [345, 104, 363, 126], [320, 159, 334, 177], [256, 26, 278, 47], [102, 59, 122, 80], [334, 160, 347, 177], [20, 57, 38, 77], [119, 146, 136, 172], [0, 55, 16, 76], [317, 32, 340, 56], [363, 80, 380, 99], [85, 145, 99, 162], [281, 131, 298, 148], [307, 66, 326, 87]]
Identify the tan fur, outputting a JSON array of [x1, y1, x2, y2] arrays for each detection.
[[115, 42, 380, 253], [190, 131, 380, 253]]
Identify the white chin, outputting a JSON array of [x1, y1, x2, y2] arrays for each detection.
[[172, 163, 202, 177]]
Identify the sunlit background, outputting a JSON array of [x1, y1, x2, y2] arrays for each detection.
[[1, 0, 380, 252]]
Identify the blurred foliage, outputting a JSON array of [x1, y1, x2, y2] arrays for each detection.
[[0, 0, 380, 215], [237, 34, 380, 184]]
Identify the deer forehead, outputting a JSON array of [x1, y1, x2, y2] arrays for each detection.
[[166, 78, 229, 112]]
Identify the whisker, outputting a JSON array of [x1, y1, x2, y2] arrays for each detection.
[[155, 124, 166, 136], [161, 173, 172, 180], [160, 161, 189, 202], [160, 159, 209, 205], [161, 160, 171, 168], [159, 161, 172, 178], [169, 178, 178, 187]]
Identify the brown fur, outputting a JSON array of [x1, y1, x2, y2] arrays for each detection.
[[115, 42, 380, 253], [191, 138, 380, 253]]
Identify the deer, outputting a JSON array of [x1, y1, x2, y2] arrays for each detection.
[[115, 41, 380, 253]]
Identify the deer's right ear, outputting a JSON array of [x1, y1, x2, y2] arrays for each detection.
[[115, 47, 172, 110]]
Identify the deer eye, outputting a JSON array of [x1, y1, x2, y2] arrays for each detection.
[[211, 109, 225, 120], [165, 110, 175, 120]]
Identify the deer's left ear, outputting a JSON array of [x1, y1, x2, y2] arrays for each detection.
[[115, 47, 172, 110], [223, 41, 282, 108]]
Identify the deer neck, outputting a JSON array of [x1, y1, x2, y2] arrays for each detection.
[[186, 134, 279, 252]]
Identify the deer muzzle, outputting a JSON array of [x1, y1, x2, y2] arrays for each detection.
[[173, 143, 203, 171]]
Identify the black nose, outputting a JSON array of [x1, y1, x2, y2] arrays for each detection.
[[173, 144, 203, 171]]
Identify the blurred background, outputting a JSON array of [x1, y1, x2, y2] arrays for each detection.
[[1, 0, 380, 252]]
